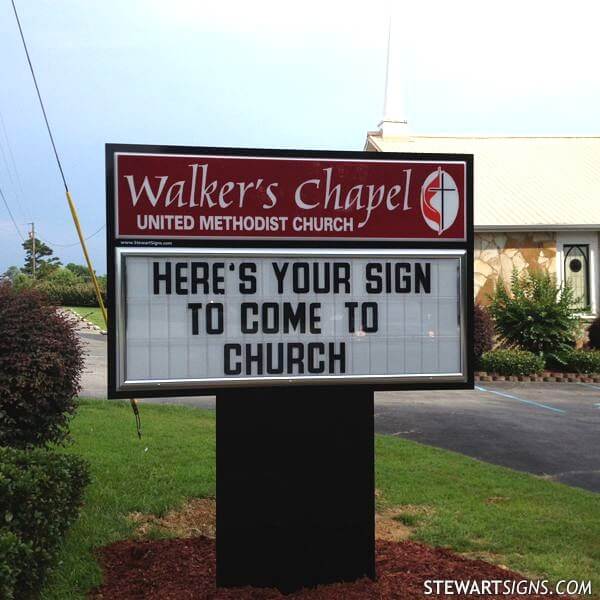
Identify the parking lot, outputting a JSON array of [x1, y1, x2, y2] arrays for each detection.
[[79, 326, 600, 493], [375, 383, 600, 492]]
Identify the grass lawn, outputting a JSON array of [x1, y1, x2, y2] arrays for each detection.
[[64, 306, 106, 330], [42, 400, 600, 599]]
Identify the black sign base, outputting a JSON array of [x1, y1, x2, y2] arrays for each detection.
[[216, 386, 375, 593]]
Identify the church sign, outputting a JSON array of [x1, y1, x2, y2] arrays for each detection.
[[113, 150, 466, 241], [106, 145, 473, 397]]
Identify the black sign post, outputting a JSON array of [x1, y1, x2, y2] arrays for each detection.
[[217, 387, 375, 592], [106, 145, 473, 594]]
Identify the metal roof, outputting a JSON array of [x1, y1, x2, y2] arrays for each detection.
[[365, 134, 600, 230]]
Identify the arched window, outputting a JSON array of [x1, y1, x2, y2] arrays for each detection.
[[563, 244, 590, 310]]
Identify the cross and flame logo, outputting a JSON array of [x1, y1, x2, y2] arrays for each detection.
[[420, 167, 459, 235]]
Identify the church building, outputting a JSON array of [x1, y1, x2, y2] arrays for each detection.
[[365, 17, 600, 322]]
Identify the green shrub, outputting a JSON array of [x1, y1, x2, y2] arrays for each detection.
[[0, 447, 90, 599], [488, 269, 580, 356], [4, 271, 105, 307], [553, 349, 600, 375], [0, 283, 83, 448], [480, 349, 545, 376]]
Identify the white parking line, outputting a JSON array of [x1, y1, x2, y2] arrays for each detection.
[[475, 386, 566, 414], [578, 382, 600, 392]]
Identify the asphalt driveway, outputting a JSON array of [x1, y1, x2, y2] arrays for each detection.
[[77, 324, 600, 493]]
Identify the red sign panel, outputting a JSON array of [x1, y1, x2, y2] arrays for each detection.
[[114, 152, 467, 241]]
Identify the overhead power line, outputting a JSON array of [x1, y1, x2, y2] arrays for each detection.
[[0, 109, 32, 221], [10, 0, 68, 192], [40, 223, 105, 248], [0, 183, 25, 240]]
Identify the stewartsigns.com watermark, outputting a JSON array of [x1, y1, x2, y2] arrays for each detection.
[[424, 579, 592, 596]]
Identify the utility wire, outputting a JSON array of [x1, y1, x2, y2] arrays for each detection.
[[0, 109, 32, 221], [0, 138, 29, 225], [10, 0, 68, 192], [41, 224, 105, 247], [0, 184, 25, 240]]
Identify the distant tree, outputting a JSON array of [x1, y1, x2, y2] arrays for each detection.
[[47, 267, 81, 285], [1, 266, 21, 282], [21, 237, 61, 279], [65, 263, 90, 281], [12, 272, 34, 291], [2, 266, 32, 291]]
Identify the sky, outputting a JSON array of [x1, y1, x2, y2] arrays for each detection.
[[1, 0, 599, 274]]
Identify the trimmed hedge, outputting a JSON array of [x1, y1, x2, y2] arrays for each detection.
[[34, 281, 106, 307], [0, 447, 90, 599], [480, 349, 545, 376], [556, 349, 600, 375], [0, 283, 83, 448], [0, 531, 28, 599]]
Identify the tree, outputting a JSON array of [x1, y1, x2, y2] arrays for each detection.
[[47, 267, 80, 285], [1, 266, 32, 291], [21, 237, 61, 279], [1, 266, 21, 282], [65, 263, 92, 282]]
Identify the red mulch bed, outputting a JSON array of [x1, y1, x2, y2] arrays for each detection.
[[91, 537, 557, 599]]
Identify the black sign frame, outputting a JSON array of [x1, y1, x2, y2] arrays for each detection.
[[106, 143, 474, 399]]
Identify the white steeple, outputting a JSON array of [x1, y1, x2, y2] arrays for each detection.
[[379, 7, 409, 137]]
